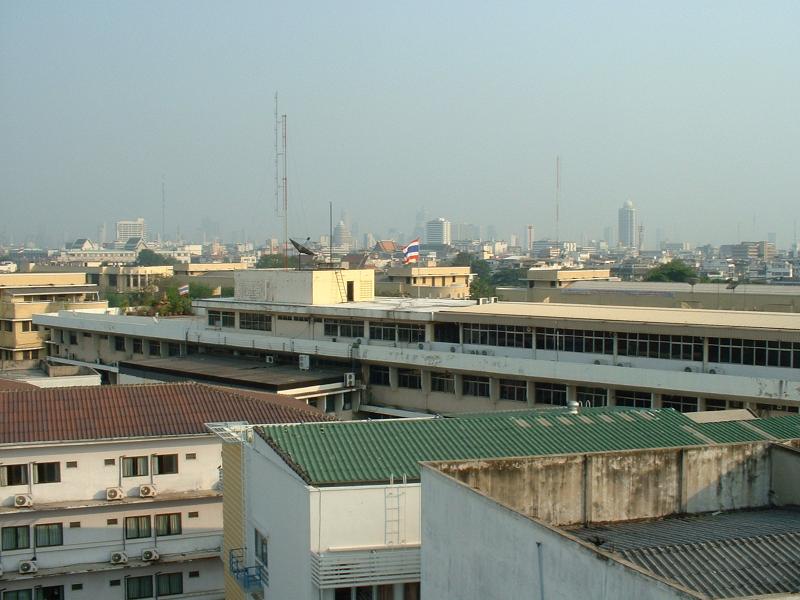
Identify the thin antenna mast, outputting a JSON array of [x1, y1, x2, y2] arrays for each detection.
[[555, 156, 561, 244], [161, 176, 166, 245], [274, 92, 288, 268]]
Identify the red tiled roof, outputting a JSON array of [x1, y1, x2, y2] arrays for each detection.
[[0, 378, 38, 391], [0, 382, 333, 445]]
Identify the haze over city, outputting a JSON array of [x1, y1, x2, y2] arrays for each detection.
[[2, 1, 799, 246]]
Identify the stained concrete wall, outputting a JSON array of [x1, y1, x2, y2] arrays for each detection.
[[421, 466, 701, 600], [433, 442, 785, 527]]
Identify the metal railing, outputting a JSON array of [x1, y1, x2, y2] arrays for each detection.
[[229, 548, 268, 592]]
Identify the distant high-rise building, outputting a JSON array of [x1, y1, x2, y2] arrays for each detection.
[[454, 223, 480, 241], [333, 220, 353, 252], [526, 225, 535, 253], [618, 201, 637, 248], [116, 218, 147, 243], [425, 218, 451, 246]]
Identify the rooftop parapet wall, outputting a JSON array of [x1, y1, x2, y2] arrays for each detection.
[[430, 442, 792, 527], [234, 268, 375, 304]]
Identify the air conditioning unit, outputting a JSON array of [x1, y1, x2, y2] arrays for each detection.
[[14, 494, 33, 508], [344, 372, 356, 387], [265, 355, 275, 364], [139, 484, 157, 498], [141, 548, 160, 562], [298, 354, 310, 371], [110, 551, 128, 564], [106, 487, 125, 501], [18, 560, 38, 574], [708, 367, 723, 375]]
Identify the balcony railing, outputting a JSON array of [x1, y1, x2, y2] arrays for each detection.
[[229, 548, 268, 592]]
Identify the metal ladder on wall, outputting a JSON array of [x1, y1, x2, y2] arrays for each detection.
[[335, 269, 348, 302], [384, 475, 405, 545]]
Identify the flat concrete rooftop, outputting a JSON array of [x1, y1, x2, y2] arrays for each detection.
[[118, 355, 349, 391]]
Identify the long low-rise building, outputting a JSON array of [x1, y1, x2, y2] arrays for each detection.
[[32, 268, 800, 417]]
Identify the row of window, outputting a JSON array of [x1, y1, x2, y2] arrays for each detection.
[[0, 320, 38, 332], [708, 338, 800, 368], [1, 512, 185, 551], [0, 454, 182, 487], [5, 573, 196, 600]]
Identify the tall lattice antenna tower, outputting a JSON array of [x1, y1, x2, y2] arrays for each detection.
[[274, 93, 288, 267], [161, 176, 166, 244], [555, 156, 561, 244]]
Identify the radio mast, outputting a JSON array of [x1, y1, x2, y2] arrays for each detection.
[[274, 93, 288, 268]]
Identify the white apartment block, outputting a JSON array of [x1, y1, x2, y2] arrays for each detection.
[[0, 382, 327, 599]]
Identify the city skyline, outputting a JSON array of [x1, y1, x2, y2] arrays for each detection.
[[2, 2, 799, 247]]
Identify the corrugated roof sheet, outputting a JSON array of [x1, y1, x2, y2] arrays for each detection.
[[256, 408, 779, 486], [0, 382, 332, 445], [571, 509, 800, 598]]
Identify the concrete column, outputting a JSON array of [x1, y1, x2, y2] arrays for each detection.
[[526, 380, 537, 407], [566, 384, 577, 406], [160, 342, 169, 358], [424, 323, 435, 343], [389, 367, 399, 390], [651, 393, 662, 409], [703, 337, 709, 370], [393, 583, 405, 599], [421, 369, 432, 394], [454, 373, 464, 398], [489, 377, 500, 403], [363, 320, 370, 341], [697, 397, 707, 411], [607, 388, 616, 407]]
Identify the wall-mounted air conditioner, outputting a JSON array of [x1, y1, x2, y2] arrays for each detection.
[[344, 372, 356, 387], [110, 552, 128, 564], [141, 548, 160, 561], [106, 487, 124, 501], [14, 494, 33, 508], [139, 484, 158, 498], [18, 560, 38, 573]]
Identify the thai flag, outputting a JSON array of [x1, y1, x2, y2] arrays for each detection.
[[402, 239, 420, 264], [178, 284, 190, 296]]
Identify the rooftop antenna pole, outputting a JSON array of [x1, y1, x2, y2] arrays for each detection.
[[282, 114, 288, 269], [329, 201, 333, 265], [555, 155, 561, 246], [161, 176, 166, 245]]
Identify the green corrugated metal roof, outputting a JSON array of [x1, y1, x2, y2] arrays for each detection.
[[691, 421, 773, 444], [256, 407, 774, 486]]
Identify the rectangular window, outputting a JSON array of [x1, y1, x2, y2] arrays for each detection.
[[156, 573, 183, 596], [69, 521, 81, 528], [499, 379, 527, 402], [615, 390, 652, 408], [123, 456, 149, 477], [21, 321, 31, 332], [66, 461, 77, 468], [240, 312, 271, 331], [155, 513, 182, 536], [35, 586, 64, 600], [661, 395, 699, 412], [324, 396, 336, 413], [3, 592, 32, 600], [104, 458, 116, 466], [185, 453, 197, 460], [0, 463, 29, 486], [464, 323, 533, 348], [398, 368, 422, 389], [133, 338, 144, 354], [188, 511, 199, 518], [34, 523, 63, 547], [69, 332, 77, 345], [209, 310, 235, 327], [535, 383, 567, 406], [255, 529, 269, 567], [148, 340, 161, 356], [705, 398, 727, 411], [189, 571, 200, 578], [115, 335, 126, 351], [369, 365, 390, 386], [431, 372, 455, 394], [323, 319, 364, 338], [153, 454, 178, 475], [577, 387, 608, 407], [107, 518, 118, 525], [462, 375, 490, 397], [33, 462, 60, 484], [2, 525, 30, 550], [125, 515, 152, 539], [126, 575, 154, 600], [369, 323, 396, 341], [397, 324, 425, 343]]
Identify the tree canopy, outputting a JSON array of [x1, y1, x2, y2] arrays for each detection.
[[136, 249, 178, 267], [644, 259, 702, 283], [256, 254, 286, 268]]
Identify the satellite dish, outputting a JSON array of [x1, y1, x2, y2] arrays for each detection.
[[290, 238, 316, 256], [726, 279, 739, 290]]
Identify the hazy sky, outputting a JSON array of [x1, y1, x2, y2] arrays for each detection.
[[2, 1, 799, 247]]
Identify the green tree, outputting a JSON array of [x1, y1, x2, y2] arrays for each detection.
[[491, 268, 525, 287], [450, 252, 472, 267], [256, 254, 285, 268], [136, 249, 178, 267], [470, 277, 496, 300], [644, 259, 702, 283]]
